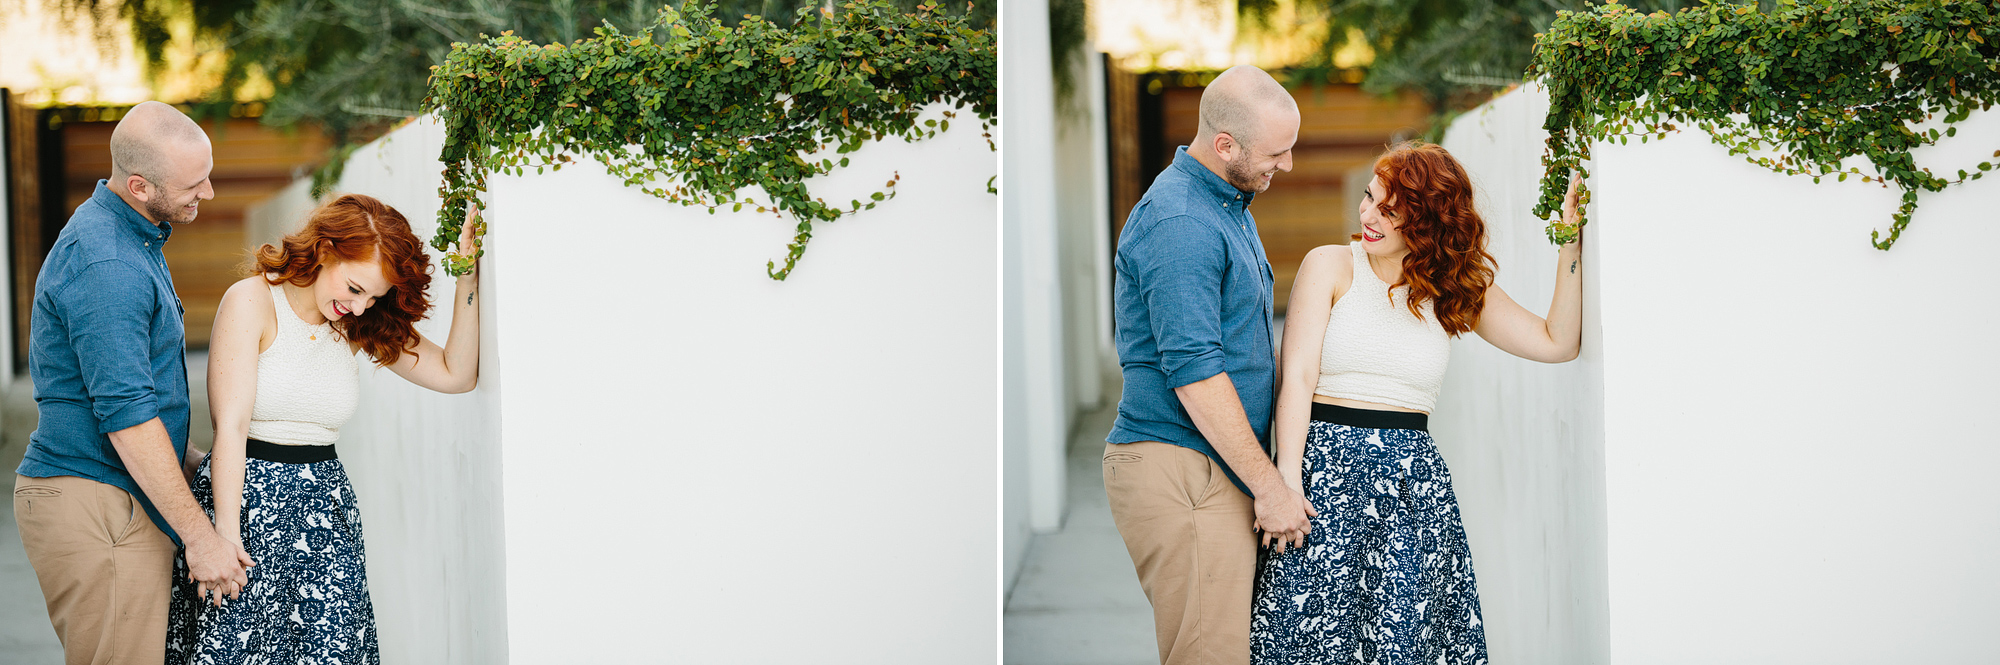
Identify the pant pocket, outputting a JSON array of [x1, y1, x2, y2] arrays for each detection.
[[100, 482, 146, 544], [1103, 445, 1144, 489], [13, 482, 61, 518]]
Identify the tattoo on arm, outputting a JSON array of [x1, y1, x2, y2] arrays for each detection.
[[467, 290, 475, 305], [1569, 260, 1577, 274]]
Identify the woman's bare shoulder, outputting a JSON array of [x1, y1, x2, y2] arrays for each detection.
[[213, 276, 281, 355], [221, 275, 275, 304], [1299, 244, 1355, 279], [217, 276, 281, 324]]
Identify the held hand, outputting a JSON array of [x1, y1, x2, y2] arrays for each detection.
[[1253, 487, 1318, 554], [233, 541, 256, 593], [186, 535, 253, 607]]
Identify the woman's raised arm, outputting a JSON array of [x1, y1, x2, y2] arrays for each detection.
[[1474, 176, 1584, 363], [385, 204, 481, 394]]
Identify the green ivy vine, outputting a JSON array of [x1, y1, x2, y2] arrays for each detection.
[[1528, 0, 1998, 248], [421, 0, 996, 278]]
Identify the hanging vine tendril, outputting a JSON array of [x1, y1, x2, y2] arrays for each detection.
[[421, 0, 997, 279], [1528, 0, 1998, 247]]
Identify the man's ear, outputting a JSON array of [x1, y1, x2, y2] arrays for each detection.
[[1213, 132, 1238, 163], [125, 174, 153, 202]]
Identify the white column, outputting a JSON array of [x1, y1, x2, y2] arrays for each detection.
[[1055, 46, 1105, 413], [0, 93, 12, 387], [1003, 0, 1070, 533], [1087, 51, 1114, 385]]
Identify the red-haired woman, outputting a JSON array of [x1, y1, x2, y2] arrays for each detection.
[[1250, 142, 1584, 664], [165, 194, 480, 663]]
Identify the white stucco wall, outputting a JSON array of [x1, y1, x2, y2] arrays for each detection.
[[1, 94, 13, 388], [1054, 50, 1112, 420], [488, 105, 996, 664], [1009, 40, 1115, 596], [243, 177, 315, 255], [259, 105, 996, 662], [1590, 101, 2000, 664], [1002, 0, 1072, 591], [1437, 82, 2000, 663], [1435, 86, 1609, 664]]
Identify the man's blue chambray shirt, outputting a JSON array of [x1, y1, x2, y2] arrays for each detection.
[[1108, 146, 1276, 497], [17, 181, 191, 545]]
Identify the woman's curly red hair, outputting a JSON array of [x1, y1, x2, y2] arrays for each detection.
[[253, 194, 432, 366], [1357, 142, 1495, 336]]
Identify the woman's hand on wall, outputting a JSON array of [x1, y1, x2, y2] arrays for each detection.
[[456, 202, 483, 276], [1560, 173, 1584, 255]]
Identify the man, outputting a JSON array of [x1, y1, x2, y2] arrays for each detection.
[[1104, 65, 1314, 665], [13, 101, 253, 664]]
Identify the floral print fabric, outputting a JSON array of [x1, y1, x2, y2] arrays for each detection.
[[167, 456, 379, 664], [1251, 420, 1488, 665]]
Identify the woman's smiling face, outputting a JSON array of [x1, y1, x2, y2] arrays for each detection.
[[1358, 174, 1408, 257], [311, 256, 391, 323]]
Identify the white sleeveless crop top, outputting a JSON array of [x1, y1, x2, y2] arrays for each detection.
[[246, 283, 360, 446], [1315, 244, 1451, 413]]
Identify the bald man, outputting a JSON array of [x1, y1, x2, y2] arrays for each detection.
[[14, 100, 253, 665], [1105, 65, 1310, 665]]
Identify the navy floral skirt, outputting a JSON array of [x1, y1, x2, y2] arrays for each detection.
[[1251, 411, 1488, 665], [167, 453, 380, 664]]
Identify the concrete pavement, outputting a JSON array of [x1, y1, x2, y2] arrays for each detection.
[[1003, 386, 1157, 665], [2, 373, 60, 665]]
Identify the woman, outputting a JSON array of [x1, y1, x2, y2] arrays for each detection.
[[166, 194, 481, 663], [1250, 142, 1583, 664]]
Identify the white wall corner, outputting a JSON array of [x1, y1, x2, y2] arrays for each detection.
[[1005, 0, 1071, 534]]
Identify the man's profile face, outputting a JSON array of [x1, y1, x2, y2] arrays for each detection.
[[138, 142, 215, 225], [1221, 105, 1299, 194]]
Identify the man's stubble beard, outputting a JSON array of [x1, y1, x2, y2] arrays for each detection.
[[145, 194, 196, 224], [1224, 158, 1271, 194]]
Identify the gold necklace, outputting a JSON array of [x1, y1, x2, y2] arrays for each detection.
[[284, 284, 328, 341]]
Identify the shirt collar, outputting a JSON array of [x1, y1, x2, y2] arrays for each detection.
[[90, 180, 173, 245], [1170, 145, 1257, 208]]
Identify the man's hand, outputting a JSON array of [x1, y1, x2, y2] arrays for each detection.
[[1254, 485, 1317, 554], [189, 537, 255, 607], [1172, 373, 1316, 552], [106, 418, 254, 605]]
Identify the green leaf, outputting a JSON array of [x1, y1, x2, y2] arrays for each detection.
[[421, 0, 995, 280]]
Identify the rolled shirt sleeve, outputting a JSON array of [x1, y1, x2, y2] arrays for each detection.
[[59, 260, 162, 434], [1130, 215, 1229, 388]]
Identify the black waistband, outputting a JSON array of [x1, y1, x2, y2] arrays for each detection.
[[1310, 402, 1428, 432], [246, 439, 338, 464]]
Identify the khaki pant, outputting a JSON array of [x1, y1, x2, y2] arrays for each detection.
[[14, 474, 177, 665], [1103, 442, 1257, 665]]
